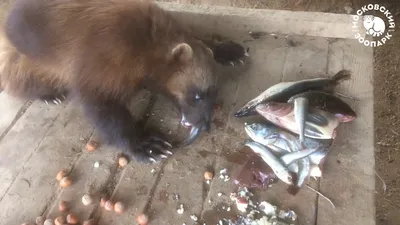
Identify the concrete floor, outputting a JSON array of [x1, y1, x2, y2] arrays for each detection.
[[0, 3, 374, 225]]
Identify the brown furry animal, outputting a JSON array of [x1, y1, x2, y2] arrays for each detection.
[[0, 0, 241, 163]]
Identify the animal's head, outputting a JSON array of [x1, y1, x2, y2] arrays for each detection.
[[164, 41, 218, 144]]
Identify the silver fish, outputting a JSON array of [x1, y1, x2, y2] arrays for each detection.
[[294, 97, 309, 146], [244, 123, 332, 180], [245, 141, 293, 185], [244, 123, 333, 155], [234, 70, 351, 117], [280, 148, 318, 166]]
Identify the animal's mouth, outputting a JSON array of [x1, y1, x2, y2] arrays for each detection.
[[179, 114, 210, 146]]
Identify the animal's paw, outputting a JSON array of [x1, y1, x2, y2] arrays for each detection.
[[212, 40, 249, 66], [132, 135, 173, 164], [40, 94, 67, 105]]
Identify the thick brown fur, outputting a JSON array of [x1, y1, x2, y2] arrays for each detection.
[[0, 0, 219, 163]]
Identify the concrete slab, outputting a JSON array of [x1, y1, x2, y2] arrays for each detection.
[[0, 2, 374, 225]]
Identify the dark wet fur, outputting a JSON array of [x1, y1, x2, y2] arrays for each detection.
[[209, 40, 247, 66]]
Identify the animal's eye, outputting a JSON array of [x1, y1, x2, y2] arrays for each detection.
[[194, 93, 203, 101]]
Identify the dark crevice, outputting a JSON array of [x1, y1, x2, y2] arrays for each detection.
[[0, 100, 33, 142]]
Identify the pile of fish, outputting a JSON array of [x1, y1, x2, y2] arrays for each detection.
[[235, 70, 357, 195]]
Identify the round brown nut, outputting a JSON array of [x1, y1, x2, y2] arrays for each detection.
[[66, 213, 79, 224], [204, 171, 214, 180], [114, 201, 125, 214], [83, 219, 96, 225], [86, 140, 98, 152], [104, 200, 114, 211], [60, 177, 72, 188], [43, 219, 54, 225], [54, 216, 66, 225], [56, 170, 68, 181], [137, 213, 149, 225], [58, 200, 69, 212], [118, 157, 128, 167], [36, 216, 45, 225], [82, 194, 93, 206], [100, 197, 108, 208]]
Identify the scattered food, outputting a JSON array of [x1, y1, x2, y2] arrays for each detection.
[[82, 194, 93, 206], [66, 213, 79, 224], [190, 214, 198, 222], [86, 140, 98, 152], [105, 200, 114, 211], [114, 201, 125, 214], [56, 169, 68, 181], [177, 204, 184, 214], [54, 216, 66, 225], [94, 161, 100, 168], [219, 168, 230, 182], [100, 197, 109, 208], [36, 216, 45, 225], [137, 213, 149, 225], [172, 193, 180, 200], [217, 192, 223, 197], [204, 171, 214, 180], [151, 169, 156, 173], [118, 156, 128, 167], [43, 219, 54, 225], [58, 200, 69, 212], [83, 219, 96, 225], [59, 176, 72, 188]]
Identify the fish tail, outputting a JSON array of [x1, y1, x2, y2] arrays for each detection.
[[331, 70, 352, 84]]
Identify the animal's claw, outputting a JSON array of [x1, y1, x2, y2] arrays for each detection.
[[162, 149, 173, 155], [40, 93, 67, 105], [212, 40, 248, 66], [133, 134, 173, 164]]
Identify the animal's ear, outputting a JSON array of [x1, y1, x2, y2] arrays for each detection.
[[171, 43, 193, 63]]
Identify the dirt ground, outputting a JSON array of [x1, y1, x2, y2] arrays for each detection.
[[162, 0, 400, 224]]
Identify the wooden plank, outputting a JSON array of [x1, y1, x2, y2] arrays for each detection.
[[0, 101, 64, 202], [317, 39, 374, 225], [158, 2, 365, 40], [0, 102, 94, 224], [44, 130, 118, 222], [96, 94, 171, 224], [0, 92, 29, 137]]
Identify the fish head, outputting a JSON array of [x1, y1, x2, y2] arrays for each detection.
[[255, 102, 293, 117], [244, 123, 280, 144]]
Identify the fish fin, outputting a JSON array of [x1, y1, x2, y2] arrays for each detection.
[[331, 70, 352, 84], [234, 107, 259, 117], [306, 112, 328, 126]]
